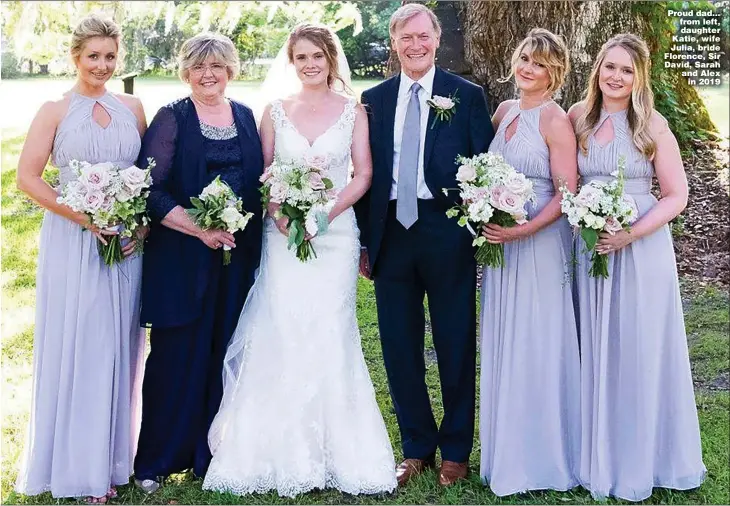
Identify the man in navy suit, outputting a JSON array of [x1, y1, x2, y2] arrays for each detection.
[[355, 3, 495, 488]]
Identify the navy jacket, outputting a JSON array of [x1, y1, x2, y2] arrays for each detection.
[[139, 97, 264, 328], [355, 67, 495, 271]]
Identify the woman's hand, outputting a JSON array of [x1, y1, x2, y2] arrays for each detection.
[[274, 215, 289, 237], [481, 223, 530, 244], [121, 226, 150, 258], [595, 229, 633, 255], [198, 228, 236, 250]]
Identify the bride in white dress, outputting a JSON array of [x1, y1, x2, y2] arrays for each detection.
[[202, 24, 397, 498]]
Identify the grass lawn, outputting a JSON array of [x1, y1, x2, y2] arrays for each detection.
[[1, 77, 729, 504]]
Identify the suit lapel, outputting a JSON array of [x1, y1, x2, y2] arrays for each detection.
[[423, 67, 448, 172], [383, 74, 400, 182]]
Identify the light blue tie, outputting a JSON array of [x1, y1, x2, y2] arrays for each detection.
[[397, 82, 421, 229]]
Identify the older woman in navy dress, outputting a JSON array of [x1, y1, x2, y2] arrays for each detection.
[[133, 33, 263, 492]]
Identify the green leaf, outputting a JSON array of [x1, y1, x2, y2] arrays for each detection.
[[457, 216, 468, 227], [581, 227, 599, 250], [446, 208, 459, 219]]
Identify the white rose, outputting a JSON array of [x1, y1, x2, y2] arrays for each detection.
[[201, 180, 228, 199], [503, 173, 530, 195], [575, 185, 602, 211], [456, 163, 477, 183], [429, 95, 455, 110], [513, 211, 528, 225], [120, 166, 149, 195], [221, 207, 243, 227]]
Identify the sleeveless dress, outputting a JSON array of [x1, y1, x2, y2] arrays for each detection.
[[15, 92, 145, 498], [202, 98, 397, 497], [479, 101, 580, 495], [576, 108, 706, 501]]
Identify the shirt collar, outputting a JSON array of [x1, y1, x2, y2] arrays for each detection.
[[399, 65, 436, 97]]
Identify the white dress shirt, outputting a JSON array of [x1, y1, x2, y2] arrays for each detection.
[[390, 65, 435, 200]]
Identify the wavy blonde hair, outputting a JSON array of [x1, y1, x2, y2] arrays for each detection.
[[576, 33, 656, 158], [501, 28, 570, 97], [70, 13, 121, 63]]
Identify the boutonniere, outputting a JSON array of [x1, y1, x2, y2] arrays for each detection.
[[426, 90, 459, 129]]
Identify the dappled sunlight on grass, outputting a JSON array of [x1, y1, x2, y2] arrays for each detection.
[[1, 78, 728, 504]]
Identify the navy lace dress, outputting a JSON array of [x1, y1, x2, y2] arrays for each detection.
[[134, 98, 263, 481]]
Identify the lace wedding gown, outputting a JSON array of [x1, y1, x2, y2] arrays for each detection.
[[203, 98, 397, 498]]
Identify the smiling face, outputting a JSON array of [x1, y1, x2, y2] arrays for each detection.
[[187, 55, 229, 99], [598, 46, 635, 103], [74, 36, 117, 87], [291, 37, 330, 88], [514, 48, 551, 96], [392, 12, 440, 81]]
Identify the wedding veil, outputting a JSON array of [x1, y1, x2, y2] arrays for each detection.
[[258, 24, 354, 106]]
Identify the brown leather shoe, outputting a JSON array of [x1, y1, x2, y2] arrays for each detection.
[[438, 460, 468, 486], [396, 458, 435, 487]]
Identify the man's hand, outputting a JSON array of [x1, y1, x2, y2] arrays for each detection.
[[359, 248, 372, 280]]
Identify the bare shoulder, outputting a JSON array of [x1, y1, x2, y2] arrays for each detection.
[[542, 102, 573, 130], [650, 109, 671, 136], [567, 101, 586, 126], [34, 94, 71, 125], [493, 99, 516, 124], [114, 92, 143, 111]]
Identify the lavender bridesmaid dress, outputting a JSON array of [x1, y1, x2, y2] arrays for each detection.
[[576, 108, 706, 501], [479, 101, 580, 496], [15, 92, 145, 498]]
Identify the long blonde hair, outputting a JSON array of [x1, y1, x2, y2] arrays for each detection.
[[576, 33, 656, 158]]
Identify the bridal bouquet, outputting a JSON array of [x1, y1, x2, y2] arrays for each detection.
[[187, 176, 253, 266], [57, 158, 154, 266], [260, 157, 337, 262], [559, 156, 638, 278], [444, 152, 536, 268]]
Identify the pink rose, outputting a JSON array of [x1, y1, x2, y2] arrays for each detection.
[[79, 162, 114, 190], [307, 171, 326, 191], [269, 182, 287, 204], [496, 190, 524, 215], [604, 216, 623, 234], [489, 186, 504, 207], [83, 190, 105, 212]]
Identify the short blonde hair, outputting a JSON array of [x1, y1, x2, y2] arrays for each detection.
[[178, 32, 240, 82], [389, 4, 442, 38], [70, 13, 121, 63], [502, 28, 569, 96]]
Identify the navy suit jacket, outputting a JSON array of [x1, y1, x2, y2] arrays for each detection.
[[139, 98, 264, 328], [355, 67, 495, 271]]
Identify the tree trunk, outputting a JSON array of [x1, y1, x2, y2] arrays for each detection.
[[461, 1, 642, 113], [39, 64, 49, 75]]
